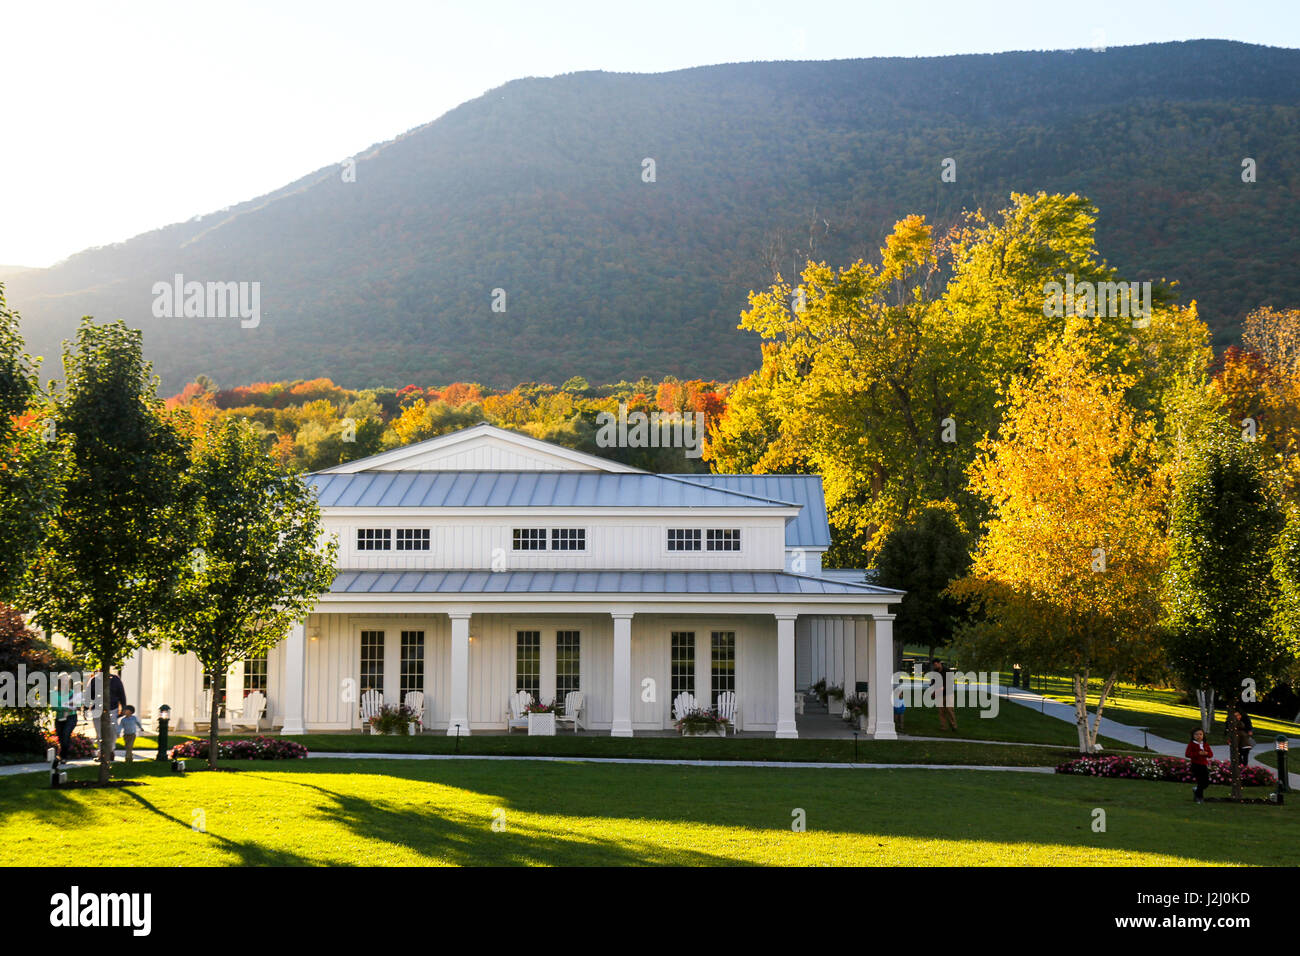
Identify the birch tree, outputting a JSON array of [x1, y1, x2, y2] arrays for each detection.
[[950, 320, 1168, 753]]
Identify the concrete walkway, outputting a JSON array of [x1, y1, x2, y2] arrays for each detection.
[[0, 750, 1054, 775]]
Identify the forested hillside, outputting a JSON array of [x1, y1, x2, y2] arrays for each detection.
[[9, 40, 1299, 391]]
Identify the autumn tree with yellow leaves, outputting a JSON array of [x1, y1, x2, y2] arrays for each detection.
[[950, 321, 1169, 753]]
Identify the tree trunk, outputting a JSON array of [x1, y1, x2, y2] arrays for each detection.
[[1226, 704, 1241, 801], [1072, 672, 1091, 753], [1087, 672, 1119, 752], [98, 653, 112, 784], [209, 667, 222, 770], [1196, 688, 1215, 736]]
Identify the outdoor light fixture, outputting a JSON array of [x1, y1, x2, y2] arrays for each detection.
[[155, 704, 172, 761], [1278, 736, 1289, 798], [48, 748, 66, 788]]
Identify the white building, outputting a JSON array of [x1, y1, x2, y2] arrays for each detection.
[[121, 423, 903, 738]]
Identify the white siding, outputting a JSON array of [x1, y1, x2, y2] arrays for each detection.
[[290, 612, 782, 733], [327, 514, 788, 571]]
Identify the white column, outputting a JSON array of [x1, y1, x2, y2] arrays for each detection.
[[776, 613, 798, 738], [447, 611, 471, 736], [865, 618, 877, 734], [842, 617, 857, 699], [872, 615, 897, 739], [281, 620, 307, 735], [611, 611, 633, 737]]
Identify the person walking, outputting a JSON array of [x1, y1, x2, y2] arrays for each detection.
[[119, 706, 143, 763], [1232, 708, 1255, 766], [52, 674, 78, 764], [85, 668, 127, 758], [930, 659, 958, 732], [1186, 727, 1213, 803]]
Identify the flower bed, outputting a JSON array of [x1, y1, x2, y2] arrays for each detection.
[[44, 731, 97, 759], [1055, 754, 1277, 787], [169, 736, 308, 760]]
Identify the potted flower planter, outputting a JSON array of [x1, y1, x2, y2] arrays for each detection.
[[408, 721, 418, 735], [528, 712, 556, 736], [828, 697, 844, 716], [682, 725, 726, 738]]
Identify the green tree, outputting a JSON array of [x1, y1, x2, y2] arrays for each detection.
[[874, 502, 971, 659], [25, 320, 193, 783], [162, 418, 337, 768], [1274, 506, 1300, 656], [0, 285, 64, 600], [1164, 423, 1292, 798]]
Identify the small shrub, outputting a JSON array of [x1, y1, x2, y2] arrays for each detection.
[[0, 720, 47, 755], [1055, 754, 1277, 787], [42, 731, 97, 759], [843, 693, 869, 720], [169, 736, 308, 760]]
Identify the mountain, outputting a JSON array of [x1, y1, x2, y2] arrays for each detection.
[[8, 40, 1300, 392]]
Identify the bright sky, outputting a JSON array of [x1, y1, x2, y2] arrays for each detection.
[[2, 0, 1297, 267]]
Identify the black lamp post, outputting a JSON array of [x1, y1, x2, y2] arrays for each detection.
[[154, 704, 172, 761]]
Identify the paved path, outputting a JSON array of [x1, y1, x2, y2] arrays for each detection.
[[0, 750, 1053, 775], [0, 755, 114, 778], [296, 752, 1058, 772]]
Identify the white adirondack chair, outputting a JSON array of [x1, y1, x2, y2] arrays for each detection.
[[359, 689, 384, 733], [403, 691, 426, 732], [794, 692, 805, 715], [229, 692, 267, 734], [672, 691, 698, 722], [506, 691, 531, 732], [554, 691, 585, 734], [192, 689, 215, 732], [716, 690, 741, 735]]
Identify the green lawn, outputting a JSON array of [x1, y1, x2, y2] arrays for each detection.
[[2, 758, 1296, 866]]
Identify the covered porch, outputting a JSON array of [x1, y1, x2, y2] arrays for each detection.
[[276, 570, 904, 739]]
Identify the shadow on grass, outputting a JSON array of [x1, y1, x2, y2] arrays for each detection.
[[256, 771, 748, 866], [259, 758, 1300, 867], [116, 785, 318, 867]]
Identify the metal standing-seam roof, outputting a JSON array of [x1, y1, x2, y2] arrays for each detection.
[[665, 474, 831, 548], [327, 569, 900, 596], [306, 471, 800, 510]]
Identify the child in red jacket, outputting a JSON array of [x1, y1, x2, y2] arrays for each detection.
[[1186, 728, 1213, 803]]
